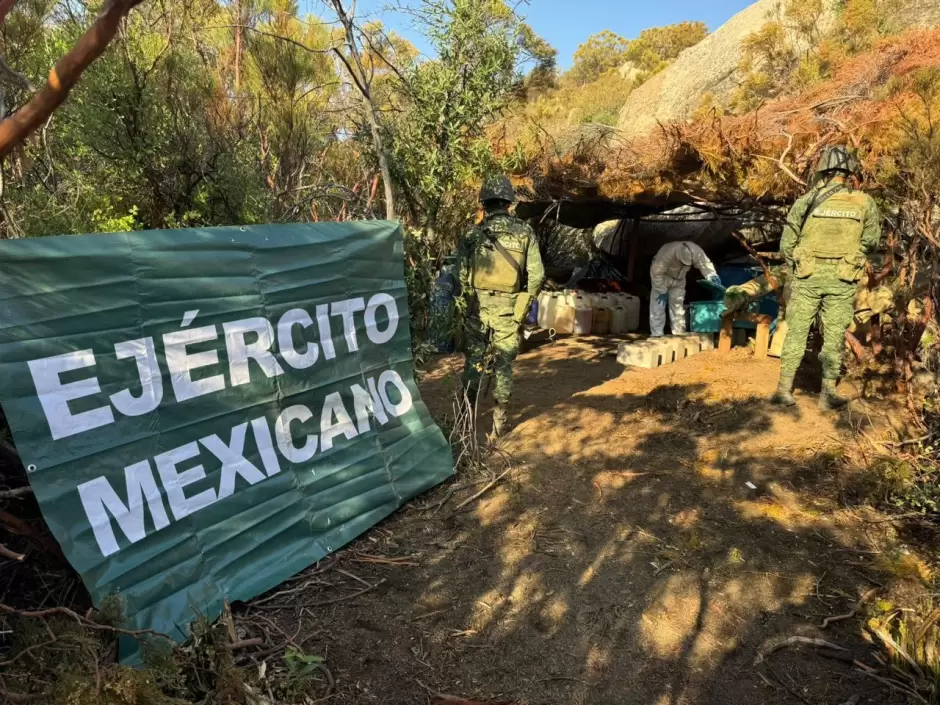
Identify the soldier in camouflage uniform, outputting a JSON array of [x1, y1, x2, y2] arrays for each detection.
[[771, 146, 883, 410], [459, 175, 545, 437]]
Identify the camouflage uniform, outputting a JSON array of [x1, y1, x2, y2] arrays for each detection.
[[772, 147, 883, 409], [459, 176, 545, 434], [724, 266, 893, 334]]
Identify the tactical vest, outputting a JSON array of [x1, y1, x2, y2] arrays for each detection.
[[800, 189, 870, 258], [471, 216, 528, 294]]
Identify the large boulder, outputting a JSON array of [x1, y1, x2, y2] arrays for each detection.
[[616, 0, 940, 139]]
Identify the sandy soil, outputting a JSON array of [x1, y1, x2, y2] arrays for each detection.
[[242, 336, 930, 705]]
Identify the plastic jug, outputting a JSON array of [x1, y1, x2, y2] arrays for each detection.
[[539, 292, 559, 329], [554, 295, 576, 334], [611, 306, 629, 334], [573, 300, 593, 336], [623, 295, 641, 332], [592, 307, 611, 335]]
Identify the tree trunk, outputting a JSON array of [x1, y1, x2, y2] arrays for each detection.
[[0, 0, 145, 158], [328, 0, 396, 221], [425, 201, 439, 241], [364, 106, 395, 221], [234, 0, 242, 91]]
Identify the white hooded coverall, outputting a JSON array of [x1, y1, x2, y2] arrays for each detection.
[[649, 241, 718, 337]]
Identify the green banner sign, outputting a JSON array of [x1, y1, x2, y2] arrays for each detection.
[[0, 221, 453, 646]]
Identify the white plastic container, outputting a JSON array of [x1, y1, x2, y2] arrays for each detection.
[[610, 293, 641, 332], [573, 298, 594, 336], [554, 294, 576, 334], [610, 306, 630, 335], [538, 292, 559, 329], [592, 307, 611, 335], [622, 295, 641, 332]]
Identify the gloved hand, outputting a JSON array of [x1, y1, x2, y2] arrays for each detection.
[[707, 274, 722, 288], [655, 293, 668, 308]]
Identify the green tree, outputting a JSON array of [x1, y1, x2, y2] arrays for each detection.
[[0, 0, 377, 237], [517, 23, 558, 96], [567, 30, 630, 86], [836, 0, 901, 53], [388, 0, 524, 239], [623, 21, 708, 79], [784, 0, 825, 46]]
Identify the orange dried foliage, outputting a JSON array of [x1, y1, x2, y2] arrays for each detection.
[[524, 28, 940, 205]]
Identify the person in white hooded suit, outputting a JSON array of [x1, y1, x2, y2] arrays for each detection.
[[650, 241, 720, 337]]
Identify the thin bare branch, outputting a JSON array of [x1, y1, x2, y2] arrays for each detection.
[[0, 603, 174, 642]]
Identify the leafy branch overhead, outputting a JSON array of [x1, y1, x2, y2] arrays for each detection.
[[0, 0, 147, 158]]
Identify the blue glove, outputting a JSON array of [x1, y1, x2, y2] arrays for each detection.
[[656, 293, 668, 307], [707, 274, 722, 288]]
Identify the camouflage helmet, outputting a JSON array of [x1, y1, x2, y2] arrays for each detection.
[[479, 175, 515, 204], [815, 146, 860, 177]]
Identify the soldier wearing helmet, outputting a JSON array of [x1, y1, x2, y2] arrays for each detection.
[[771, 146, 883, 410], [458, 175, 545, 437]]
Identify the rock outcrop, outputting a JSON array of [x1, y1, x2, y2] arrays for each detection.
[[616, 0, 940, 139]]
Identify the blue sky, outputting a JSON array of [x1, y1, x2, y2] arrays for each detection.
[[312, 0, 755, 68]]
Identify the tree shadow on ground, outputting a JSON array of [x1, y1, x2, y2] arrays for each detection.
[[246, 344, 912, 705]]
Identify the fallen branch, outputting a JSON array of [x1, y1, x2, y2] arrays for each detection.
[[754, 137, 807, 188], [819, 589, 880, 630], [425, 479, 490, 514], [351, 554, 419, 567], [249, 576, 329, 609], [412, 609, 449, 622], [318, 663, 336, 694], [853, 660, 930, 705], [0, 689, 42, 703], [756, 636, 848, 664], [0, 486, 32, 500], [884, 435, 931, 448], [334, 568, 371, 587], [0, 636, 61, 668], [0, 542, 25, 561], [455, 468, 513, 512], [300, 578, 387, 612], [864, 513, 924, 525], [229, 637, 266, 651], [0, 507, 64, 562], [0, 603, 173, 642]]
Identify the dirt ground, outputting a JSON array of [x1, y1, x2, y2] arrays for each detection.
[[243, 336, 934, 705]]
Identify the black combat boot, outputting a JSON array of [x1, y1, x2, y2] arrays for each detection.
[[771, 375, 797, 407], [818, 378, 849, 411]]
